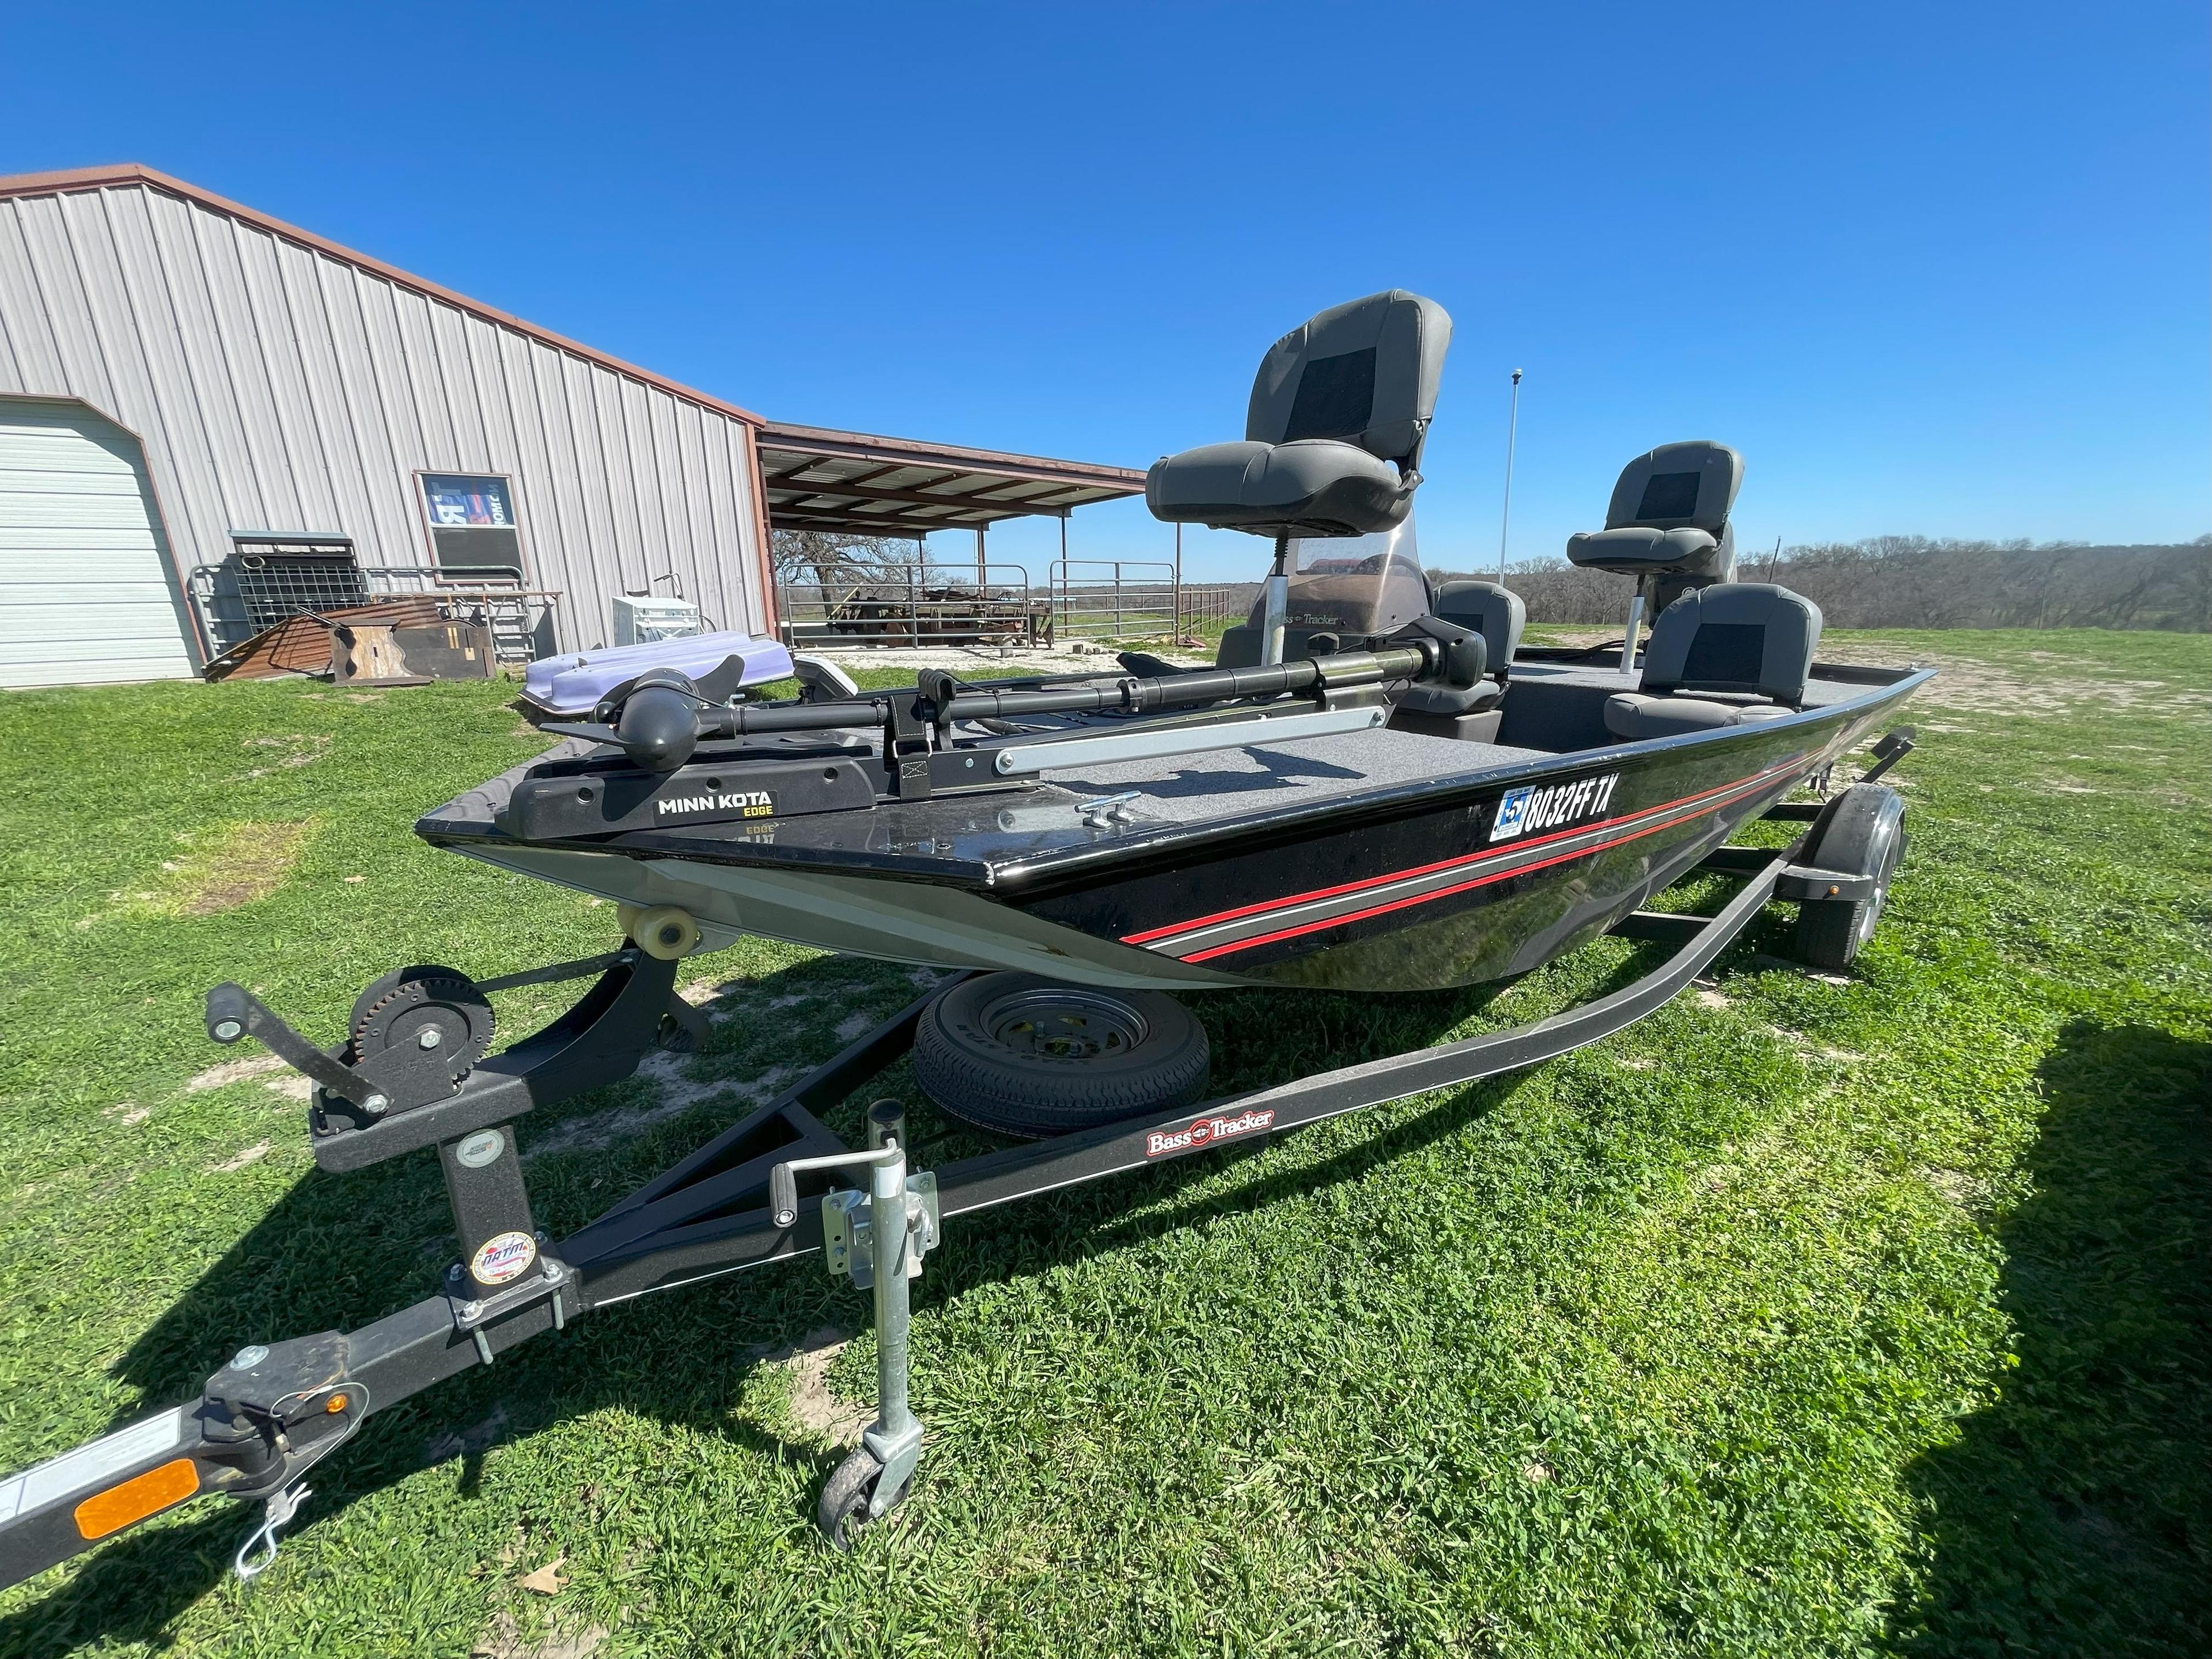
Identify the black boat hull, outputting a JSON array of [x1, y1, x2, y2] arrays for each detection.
[[1016, 680, 1909, 991], [428, 669, 1926, 995]]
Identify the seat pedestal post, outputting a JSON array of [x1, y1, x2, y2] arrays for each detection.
[[1260, 534, 1291, 666], [1620, 577, 1650, 671]]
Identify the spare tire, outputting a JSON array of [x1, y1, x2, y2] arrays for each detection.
[[914, 973, 1211, 1139]]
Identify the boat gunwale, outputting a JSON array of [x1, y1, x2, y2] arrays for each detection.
[[415, 664, 1934, 895]]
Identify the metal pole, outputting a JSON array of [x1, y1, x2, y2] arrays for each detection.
[[1173, 522, 1183, 642], [870, 1145, 914, 1440], [1497, 368, 1522, 586], [1260, 533, 1290, 665]]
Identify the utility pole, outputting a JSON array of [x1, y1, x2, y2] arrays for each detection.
[[1497, 368, 1522, 585]]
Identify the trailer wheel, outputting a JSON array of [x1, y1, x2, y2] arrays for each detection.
[[915, 974, 1210, 1138], [817, 1446, 907, 1550], [1794, 783, 1907, 971]]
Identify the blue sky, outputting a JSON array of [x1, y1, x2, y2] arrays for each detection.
[[4, 2, 2205, 583]]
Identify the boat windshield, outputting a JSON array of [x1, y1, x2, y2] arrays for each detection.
[[1255, 521, 1431, 638]]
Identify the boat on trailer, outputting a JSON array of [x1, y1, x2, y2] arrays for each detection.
[[0, 291, 1926, 1591]]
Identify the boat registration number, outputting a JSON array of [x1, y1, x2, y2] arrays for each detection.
[[1490, 772, 1619, 843]]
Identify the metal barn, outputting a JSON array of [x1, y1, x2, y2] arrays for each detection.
[[0, 163, 784, 686]]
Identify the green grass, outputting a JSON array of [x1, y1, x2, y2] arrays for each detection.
[[0, 631, 2205, 1658]]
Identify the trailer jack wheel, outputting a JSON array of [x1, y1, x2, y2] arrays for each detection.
[[817, 1446, 911, 1550]]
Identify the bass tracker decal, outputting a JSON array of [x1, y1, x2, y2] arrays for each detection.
[[1146, 1107, 1277, 1158]]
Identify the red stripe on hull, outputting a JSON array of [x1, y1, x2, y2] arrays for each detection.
[[1121, 756, 1805, 957]]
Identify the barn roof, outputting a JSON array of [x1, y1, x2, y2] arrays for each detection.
[[0, 165, 1152, 539], [0, 163, 768, 428]]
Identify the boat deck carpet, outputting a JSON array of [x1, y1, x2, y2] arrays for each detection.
[[1043, 729, 1554, 825]]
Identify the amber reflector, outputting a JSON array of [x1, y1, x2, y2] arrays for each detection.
[[74, 1458, 199, 1539]]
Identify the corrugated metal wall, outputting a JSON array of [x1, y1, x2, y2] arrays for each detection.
[[0, 180, 771, 656]]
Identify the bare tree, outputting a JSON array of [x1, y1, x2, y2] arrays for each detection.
[[771, 529, 931, 589]]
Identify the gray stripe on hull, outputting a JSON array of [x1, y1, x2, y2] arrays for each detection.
[[453, 843, 1247, 991]]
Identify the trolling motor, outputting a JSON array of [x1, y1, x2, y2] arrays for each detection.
[[500, 628, 1487, 843], [541, 625, 1487, 776]]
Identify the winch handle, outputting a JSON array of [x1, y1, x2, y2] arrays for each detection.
[[204, 983, 384, 1111], [768, 1145, 904, 1231]]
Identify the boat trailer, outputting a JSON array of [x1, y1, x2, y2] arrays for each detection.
[[0, 740, 1915, 1590]]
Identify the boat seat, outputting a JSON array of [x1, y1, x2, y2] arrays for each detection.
[[1604, 583, 1823, 740], [1146, 290, 1452, 539], [1567, 441, 1743, 614], [1433, 579, 1525, 678]]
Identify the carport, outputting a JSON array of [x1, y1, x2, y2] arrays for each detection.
[[757, 422, 1153, 646]]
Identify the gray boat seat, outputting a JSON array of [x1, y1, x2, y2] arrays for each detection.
[[1147, 290, 1453, 539], [1432, 579, 1525, 679], [1567, 442, 1743, 606], [1211, 623, 1344, 669], [1604, 583, 1823, 740]]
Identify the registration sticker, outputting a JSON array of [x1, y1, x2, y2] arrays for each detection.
[[1490, 772, 1620, 843]]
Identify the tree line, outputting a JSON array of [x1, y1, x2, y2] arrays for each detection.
[[1451, 536, 2211, 632], [773, 528, 2212, 634]]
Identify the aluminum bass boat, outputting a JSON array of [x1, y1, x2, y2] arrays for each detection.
[[423, 627, 1923, 996], [422, 291, 1925, 998]]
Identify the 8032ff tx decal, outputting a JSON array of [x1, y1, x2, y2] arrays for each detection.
[[1489, 772, 1619, 843]]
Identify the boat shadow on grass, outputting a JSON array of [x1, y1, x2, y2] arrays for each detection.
[[1884, 1021, 2211, 1658], [0, 935, 1698, 1653]]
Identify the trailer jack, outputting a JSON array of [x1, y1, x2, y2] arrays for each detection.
[[770, 1099, 941, 1547]]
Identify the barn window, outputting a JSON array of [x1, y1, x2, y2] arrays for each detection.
[[418, 473, 524, 577]]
